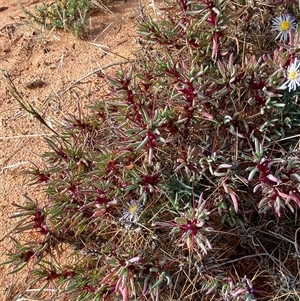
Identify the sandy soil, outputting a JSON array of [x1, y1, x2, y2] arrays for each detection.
[[0, 0, 150, 299]]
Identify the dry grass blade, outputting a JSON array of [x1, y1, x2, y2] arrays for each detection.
[[90, 0, 115, 14], [1, 70, 60, 136]]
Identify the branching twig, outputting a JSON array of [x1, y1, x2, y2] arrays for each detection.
[[58, 60, 134, 95]]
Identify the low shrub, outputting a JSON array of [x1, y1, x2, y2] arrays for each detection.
[[18, 0, 112, 37], [5, 0, 300, 300]]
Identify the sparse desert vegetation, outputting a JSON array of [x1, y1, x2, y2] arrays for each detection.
[[2, 0, 300, 300]]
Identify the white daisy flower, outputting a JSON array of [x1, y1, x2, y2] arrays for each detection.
[[280, 58, 300, 92], [271, 14, 297, 41], [122, 200, 143, 223]]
